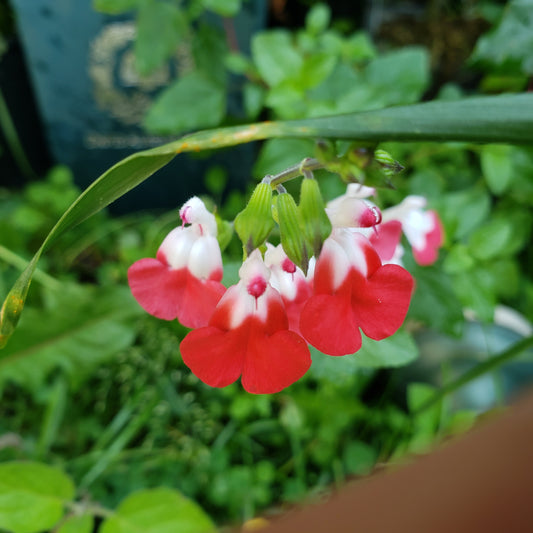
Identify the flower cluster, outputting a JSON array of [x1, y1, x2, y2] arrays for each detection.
[[129, 185, 443, 394]]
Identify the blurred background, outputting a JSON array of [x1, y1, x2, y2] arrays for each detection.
[[1, 0, 533, 527]]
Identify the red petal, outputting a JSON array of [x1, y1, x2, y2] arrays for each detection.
[[177, 272, 226, 329], [370, 221, 403, 262], [351, 264, 414, 340], [282, 278, 313, 335], [181, 316, 311, 394], [300, 289, 363, 356], [242, 325, 311, 394], [128, 259, 225, 326], [180, 326, 245, 388], [128, 258, 186, 320]]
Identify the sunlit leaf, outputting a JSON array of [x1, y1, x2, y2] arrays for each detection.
[[100, 488, 215, 533], [56, 514, 94, 533], [0, 462, 74, 533]]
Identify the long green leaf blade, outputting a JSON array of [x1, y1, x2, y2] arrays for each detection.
[[1, 93, 533, 348]]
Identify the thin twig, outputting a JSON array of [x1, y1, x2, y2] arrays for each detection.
[[414, 335, 533, 415]]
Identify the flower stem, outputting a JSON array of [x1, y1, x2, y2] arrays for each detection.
[[267, 158, 325, 188], [415, 334, 533, 415]]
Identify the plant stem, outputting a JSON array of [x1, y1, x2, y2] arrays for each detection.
[[415, 335, 533, 415], [267, 158, 325, 188]]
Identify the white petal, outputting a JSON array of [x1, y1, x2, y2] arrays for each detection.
[[158, 226, 196, 269], [187, 235, 223, 279], [179, 196, 217, 235]]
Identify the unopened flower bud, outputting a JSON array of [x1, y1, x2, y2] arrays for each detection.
[[234, 182, 276, 256], [276, 191, 310, 274], [326, 184, 382, 229], [298, 177, 332, 259], [374, 149, 404, 176]]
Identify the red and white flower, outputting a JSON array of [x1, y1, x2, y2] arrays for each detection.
[[326, 184, 382, 229], [180, 249, 311, 394], [128, 197, 226, 328], [264, 243, 313, 336], [299, 229, 414, 356], [379, 195, 444, 266]]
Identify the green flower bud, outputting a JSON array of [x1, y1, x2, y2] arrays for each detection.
[[234, 182, 275, 256], [374, 149, 404, 176], [276, 191, 310, 274], [299, 177, 332, 259]]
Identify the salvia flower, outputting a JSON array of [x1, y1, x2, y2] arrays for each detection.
[[180, 249, 311, 394], [326, 184, 382, 229], [264, 243, 313, 336], [128, 197, 226, 328], [299, 228, 414, 356], [380, 195, 444, 266]]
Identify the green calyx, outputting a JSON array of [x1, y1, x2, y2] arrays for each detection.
[[234, 182, 276, 256], [298, 177, 332, 259], [276, 190, 310, 274]]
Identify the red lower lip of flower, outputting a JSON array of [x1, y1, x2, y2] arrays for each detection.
[[128, 258, 225, 328], [180, 315, 311, 394]]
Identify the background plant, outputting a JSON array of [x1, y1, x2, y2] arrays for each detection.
[[1, 1, 533, 532]]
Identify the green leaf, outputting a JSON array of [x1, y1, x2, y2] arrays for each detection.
[[135, 0, 186, 76], [56, 514, 94, 533], [452, 270, 495, 322], [93, 0, 138, 14], [100, 488, 215, 533], [192, 23, 228, 86], [0, 461, 74, 533], [407, 383, 441, 452], [254, 138, 315, 177], [365, 47, 430, 105], [468, 218, 515, 260], [343, 440, 376, 476], [297, 52, 337, 90], [252, 31, 303, 87], [468, 211, 531, 260], [440, 186, 491, 240], [243, 82, 266, 120], [408, 264, 464, 335], [0, 285, 142, 391], [471, 0, 533, 74], [201, 0, 241, 17], [144, 73, 226, 134], [305, 3, 331, 35], [309, 345, 358, 384], [480, 144, 513, 194], [2, 93, 533, 347], [354, 329, 419, 368]]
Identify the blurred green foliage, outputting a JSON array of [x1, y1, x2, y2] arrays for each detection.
[[1, 1, 533, 531]]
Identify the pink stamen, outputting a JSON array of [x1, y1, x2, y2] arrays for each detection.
[[358, 205, 382, 228], [282, 258, 296, 274], [247, 276, 267, 299], [180, 206, 191, 225]]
